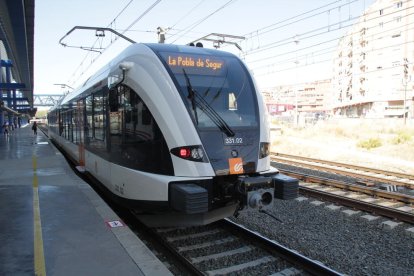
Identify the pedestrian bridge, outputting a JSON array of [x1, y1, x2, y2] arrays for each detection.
[[33, 94, 64, 107]]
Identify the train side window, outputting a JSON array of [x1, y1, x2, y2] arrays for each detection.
[[109, 88, 119, 112], [109, 84, 173, 175], [84, 90, 107, 154], [93, 92, 105, 141], [62, 111, 66, 138], [68, 109, 73, 142], [62, 111, 65, 138], [142, 105, 151, 125], [109, 87, 122, 135], [73, 101, 80, 144], [58, 110, 63, 136], [85, 95, 93, 143]]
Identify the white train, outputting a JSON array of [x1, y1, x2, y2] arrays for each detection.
[[48, 43, 296, 226]]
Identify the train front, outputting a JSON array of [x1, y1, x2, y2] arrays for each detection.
[[140, 44, 297, 226]]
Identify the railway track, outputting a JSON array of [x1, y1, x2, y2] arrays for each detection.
[[271, 152, 414, 189], [277, 168, 414, 224], [137, 216, 342, 276], [270, 152, 414, 223], [47, 127, 339, 275]]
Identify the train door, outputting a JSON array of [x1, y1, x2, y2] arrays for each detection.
[[77, 99, 85, 168], [108, 87, 122, 153]]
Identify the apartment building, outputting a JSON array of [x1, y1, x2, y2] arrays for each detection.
[[263, 79, 331, 116], [332, 0, 414, 118]]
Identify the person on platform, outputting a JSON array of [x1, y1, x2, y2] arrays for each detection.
[[3, 122, 9, 135], [32, 121, 38, 135]]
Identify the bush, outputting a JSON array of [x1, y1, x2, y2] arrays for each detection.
[[390, 132, 412, 145], [357, 138, 382, 150], [333, 127, 346, 137]]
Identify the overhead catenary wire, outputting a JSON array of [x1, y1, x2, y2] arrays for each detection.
[[250, 10, 414, 72], [253, 35, 414, 78], [237, 0, 411, 66], [219, 0, 362, 50], [67, 0, 161, 87], [243, 0, 359, 42], [119, 0, 162, 38], [65, 0, 367, 86], [244, 0, 414, 58], [253, 39, 414, 79], [67, 0, 136, 86], [251, 8, 414, 71], [245, 1, 414, 81], [168, 0, 206, 33], [170, 0, 237, 44], [64, 0, 413, 89]]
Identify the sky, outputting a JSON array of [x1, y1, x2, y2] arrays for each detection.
[[34, 0, 376, 95]]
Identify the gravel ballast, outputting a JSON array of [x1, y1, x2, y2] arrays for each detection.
[[232, 195, 414, 275]]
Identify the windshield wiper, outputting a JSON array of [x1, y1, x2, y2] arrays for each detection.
[[183, 69, 198, 125], [182, 69, 235, 137], [194, 94, 235, 137]]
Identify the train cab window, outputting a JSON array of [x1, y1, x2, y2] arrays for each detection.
[[158, 52, 259, 130], [228, 92, 238, 111], [108, 84, 173, 175]]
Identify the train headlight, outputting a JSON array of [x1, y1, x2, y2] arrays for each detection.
[[259, 142, 270, 159], [171, 145, 208, 162], [191, 148, 204, 159]]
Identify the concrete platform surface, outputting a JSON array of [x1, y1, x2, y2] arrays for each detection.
[[0, 125, 172, 276]]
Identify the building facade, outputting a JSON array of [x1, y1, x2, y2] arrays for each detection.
[[263, 79, 331, 117], [332, 0, 414, 118]]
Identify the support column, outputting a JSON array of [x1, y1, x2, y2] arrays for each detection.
[[5, 61, 11, 107], [0, 111, 3, 133], [13, 89, 16, 109]]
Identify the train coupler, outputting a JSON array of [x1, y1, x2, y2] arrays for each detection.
[[238, 176, 274, 210]]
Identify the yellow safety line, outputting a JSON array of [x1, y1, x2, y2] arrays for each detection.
[[33, 156, 46, 276]]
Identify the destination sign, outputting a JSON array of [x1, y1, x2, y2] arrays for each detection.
[[168, 56, 223, 71], [161, 52, 226, 76]]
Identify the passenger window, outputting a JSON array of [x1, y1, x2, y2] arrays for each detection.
[[84, 92, 107, 153], [85, 96, 93, 142], [108, 84, 173, 175], [93, 92, 105, 141], [142, 105, 151, 125]]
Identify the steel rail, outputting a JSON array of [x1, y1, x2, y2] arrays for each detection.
[[278, 169, 414, 224], [137, 220, 205, 276], [272, 154, 414, 189], [221, 219, 342, 276], [299, 186, 414, 224], [271, 152, 414, 180], [278, 169, 414, 204], [272, 152, 414, 180], [131, 214, 343, 275]]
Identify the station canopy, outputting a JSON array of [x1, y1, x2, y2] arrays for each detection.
[[0, 0, 35, 115]]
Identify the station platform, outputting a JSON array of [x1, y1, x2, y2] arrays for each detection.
[[0, 124, 172, 275]]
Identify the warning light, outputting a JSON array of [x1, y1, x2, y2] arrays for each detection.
[[179, 148, 191, 158], [171, 145, 207, 162]]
